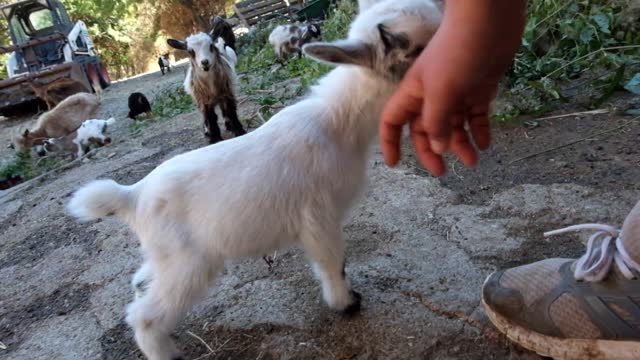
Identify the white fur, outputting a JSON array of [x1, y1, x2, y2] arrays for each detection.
[[74, 117, 114, 155], [268, 25, 292, 60], [69, 1, 441, 359], [215, 37, 237, 67]]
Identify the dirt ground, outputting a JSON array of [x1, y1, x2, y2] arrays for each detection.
[[0, 61, 639, 360]]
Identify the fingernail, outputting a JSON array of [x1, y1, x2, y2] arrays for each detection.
[[430, 140, 447, 154]]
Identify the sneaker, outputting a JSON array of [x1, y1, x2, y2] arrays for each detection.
[[482, 201, 640, 360]]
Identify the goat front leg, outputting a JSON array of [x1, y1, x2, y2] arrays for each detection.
[[204, 104, 223, 144], [220, 97, 246, 137], [300, 219, 361, 314]]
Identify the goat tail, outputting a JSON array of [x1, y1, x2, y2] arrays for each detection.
[[67, 179, 134, 222]]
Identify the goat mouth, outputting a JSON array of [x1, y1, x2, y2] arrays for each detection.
[[202, 66, 210, 72]]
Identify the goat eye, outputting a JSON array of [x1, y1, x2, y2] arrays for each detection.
[[409, 46, 425, 58], [188, 49, 195, 57]]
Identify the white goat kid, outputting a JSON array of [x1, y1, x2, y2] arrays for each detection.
[[68, 0, 441, 359], [269, 23, 321, 62]]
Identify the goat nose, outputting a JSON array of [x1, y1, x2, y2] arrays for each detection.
[[201, 59, 210, 66]]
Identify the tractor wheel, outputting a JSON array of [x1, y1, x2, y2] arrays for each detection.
[[98, 63, 111, 88]]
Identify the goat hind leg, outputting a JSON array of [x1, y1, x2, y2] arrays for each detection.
[[221, 98, 246, 137], [126, 252, 223, 360]]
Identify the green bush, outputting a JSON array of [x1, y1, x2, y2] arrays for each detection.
[[234, 0, 640, 122], [151, 86, 194, 119], [499, 0, 640, 118], [0, 151, 62, 181], [236, 0, 357, 97]]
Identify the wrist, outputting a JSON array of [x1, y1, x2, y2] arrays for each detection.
[[441, 0, 527, 56]]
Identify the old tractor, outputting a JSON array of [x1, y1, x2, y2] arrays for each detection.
[[0, 0, 110, 115]]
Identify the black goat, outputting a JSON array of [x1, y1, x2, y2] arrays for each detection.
[[158, 54, 171, 75], [128, 92, 152, 119], [209, 16, 236, 51]]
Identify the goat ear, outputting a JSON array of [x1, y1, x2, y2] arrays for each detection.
[[377, 24, 409, 52], [303, 40, 374, 68], [22, 129, 29, 137], [167, 39, 187, 51]]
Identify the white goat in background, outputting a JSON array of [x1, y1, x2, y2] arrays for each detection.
[[269, 23, 322, 62], [68, 0, 441, 358]]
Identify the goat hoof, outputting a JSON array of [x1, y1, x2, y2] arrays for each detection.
[[341, 290, 362, 316], [133, 278, 150, 299], [207, 136, 223, 144]]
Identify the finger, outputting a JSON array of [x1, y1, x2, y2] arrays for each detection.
[[468, 109, 491, 150], [380, 78, 424, 166], [421, 87, 459, 155], [410, 121, 446, 176], [449, 127, 478, 167], [379, 120, 404, 167]]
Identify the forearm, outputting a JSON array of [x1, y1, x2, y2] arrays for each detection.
[[439, 0, 527, 74]]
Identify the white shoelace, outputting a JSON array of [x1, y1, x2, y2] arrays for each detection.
[[544, 224, 640, 282]]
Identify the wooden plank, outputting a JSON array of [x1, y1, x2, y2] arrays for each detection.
[[233, 4, 249, 27], [234, 0, 296, 26], [236, 0, 283, 11], [243, 3, 288, 19], [234, 0, 261, 7]]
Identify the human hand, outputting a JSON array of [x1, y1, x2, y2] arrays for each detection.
[[379, 0, 527, 176]]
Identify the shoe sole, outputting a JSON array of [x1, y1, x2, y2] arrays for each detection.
[[482, 274, 640, 360]]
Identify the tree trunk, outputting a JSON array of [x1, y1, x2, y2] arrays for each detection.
[[178, 0, 208, 31]]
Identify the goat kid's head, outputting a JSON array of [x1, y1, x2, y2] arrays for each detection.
[[210, 16, 230, 37], [304, 23, 321, 40], [39, 137, 61, 156], [303, 0, 441, 82], [11, 128, 31, 152], [168, 33, 220, 72]]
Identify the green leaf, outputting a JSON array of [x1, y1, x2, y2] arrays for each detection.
[[624, 73, 640, 95], [591, 14, 610, 34], [258, 96, 278, 106], [579, 26, 594, 44]]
